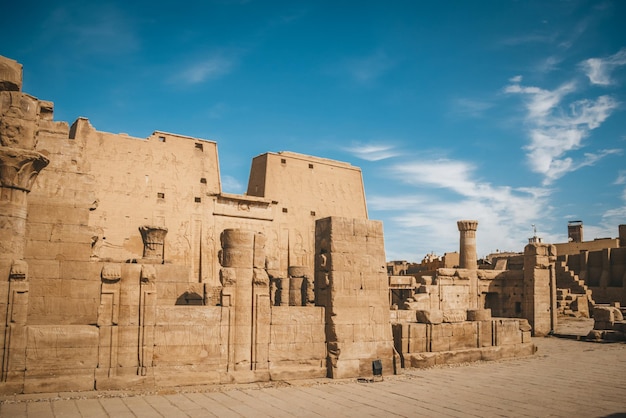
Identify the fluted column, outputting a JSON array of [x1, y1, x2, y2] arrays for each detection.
[[457, 220, 478, 270]]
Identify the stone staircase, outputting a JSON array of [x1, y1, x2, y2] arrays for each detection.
[[555, 260, 595, 317]]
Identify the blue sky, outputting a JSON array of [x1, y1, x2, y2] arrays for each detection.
[[2, 0, 625, 261]]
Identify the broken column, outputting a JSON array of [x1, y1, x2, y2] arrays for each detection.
[[457, 220, 478, 270], [315, 217, 395, 379]]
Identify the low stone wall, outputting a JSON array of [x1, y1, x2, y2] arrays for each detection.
[[393, 318, 534, 368], [269, 306, 326, 380]]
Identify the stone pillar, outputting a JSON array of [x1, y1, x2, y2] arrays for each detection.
[[619, 224, 626, 247], [315, 217, 395, 379], [288, 266, 307, 306], [457, 220, 478, 270], [251, 233, 270, 374], [219, 229, 255, 376], [523, 243, 557, 336], [139, 226, 168, 261]]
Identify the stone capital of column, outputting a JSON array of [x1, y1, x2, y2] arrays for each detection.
[[139, 225, 168, 260], [457, 220, 478, 232], [0, 146, 49, 192]]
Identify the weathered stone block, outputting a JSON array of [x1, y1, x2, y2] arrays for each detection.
[[594, 306, 623, 323], [268, 361, 326, 381], [268, 341, 326, 362], [467, 309, 491, 321], [435, 349, 482, 365], [24, 368, 95, 394], [154, 366, 221, 388], [408, 323, 427, 340], [153, 344, 222, 365], [407, 352, 437, 368], [270, 306, 325, 325], [443, 309, 467, 323], [408, 337, 428, 353], [449, 330, 477, 350], [430, 335, 450, 352], [156, 306, 224, 324], [495, 320, 523, 345], [416, 310, 443, 324], [330, 358, 360, 379]]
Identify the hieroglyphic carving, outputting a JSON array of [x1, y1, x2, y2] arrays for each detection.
[[1, 279, 29, 383]]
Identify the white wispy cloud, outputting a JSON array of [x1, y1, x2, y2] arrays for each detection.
[[504, 81, 577, 120], [175, 54, 235, 84], [535, 55, 563, 73], [344, 143, 400, 161], [371, 158, 553, 259], [615, 170, 626, 185], [505, 78, 620, 184], [580, 48, 626, 86]]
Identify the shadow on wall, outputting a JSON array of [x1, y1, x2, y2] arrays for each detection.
[[175, 292, 204, 305]]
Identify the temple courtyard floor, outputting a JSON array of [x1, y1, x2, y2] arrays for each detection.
[[1, 317, 624, 417]]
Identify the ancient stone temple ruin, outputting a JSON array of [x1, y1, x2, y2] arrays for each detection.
[[388, 221, 548, 367], [0, 55, 537, 395]]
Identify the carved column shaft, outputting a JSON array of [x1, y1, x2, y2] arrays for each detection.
[[457, 220, 478, 270], [219, 229, 255, 372]]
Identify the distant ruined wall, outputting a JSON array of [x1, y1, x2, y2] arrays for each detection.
[[563, 247, 626, 305], [554, 238, 620, 257]]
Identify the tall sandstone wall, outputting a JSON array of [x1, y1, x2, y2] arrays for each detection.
[[0, 54, 380, 394]]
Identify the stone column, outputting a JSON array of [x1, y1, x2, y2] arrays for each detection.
[[251, 233, 270, 374], [139, 226, 168, 261], [457, 220, 478, 270], [288, 266, 307, 306], [219, 229, 254, 374]]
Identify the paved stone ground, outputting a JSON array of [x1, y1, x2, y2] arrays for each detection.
[[1, 319, 625, 417]]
